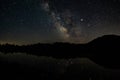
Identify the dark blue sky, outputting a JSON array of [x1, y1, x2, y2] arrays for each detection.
[[0, 0, 120, 44]]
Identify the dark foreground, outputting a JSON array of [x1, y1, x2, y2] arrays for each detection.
[[0, 52, 120, 80], [1, 35, 120, 69]]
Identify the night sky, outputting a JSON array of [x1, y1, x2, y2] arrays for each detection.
[[0, 0, 120, 45]]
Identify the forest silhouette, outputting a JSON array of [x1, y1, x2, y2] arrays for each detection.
[[0, 35, 120, 80], [0, 35, 120, 68]]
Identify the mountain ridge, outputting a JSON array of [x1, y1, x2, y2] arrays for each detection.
[[0, 35, 120, 68]]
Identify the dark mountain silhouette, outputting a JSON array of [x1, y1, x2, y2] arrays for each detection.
[[0, 35, 120, 68], [86, 35, 120, 68], [88, 35, 120, 50]]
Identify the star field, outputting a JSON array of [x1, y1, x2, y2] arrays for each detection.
[[0, 0, 120, 44]]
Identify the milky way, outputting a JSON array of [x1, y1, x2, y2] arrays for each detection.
[[0, 0, 120, 44], [41, 2, 69, 40], [41, 1, 88, 43], [41, 0, 120, 43]]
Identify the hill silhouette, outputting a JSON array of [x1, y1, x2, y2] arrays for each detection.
[[88, 35, 120, 50], [0, 35, 120, 68], [86, 35, 120, 68]]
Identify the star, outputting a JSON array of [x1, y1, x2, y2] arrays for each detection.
[[80, 18, 84, 22]]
